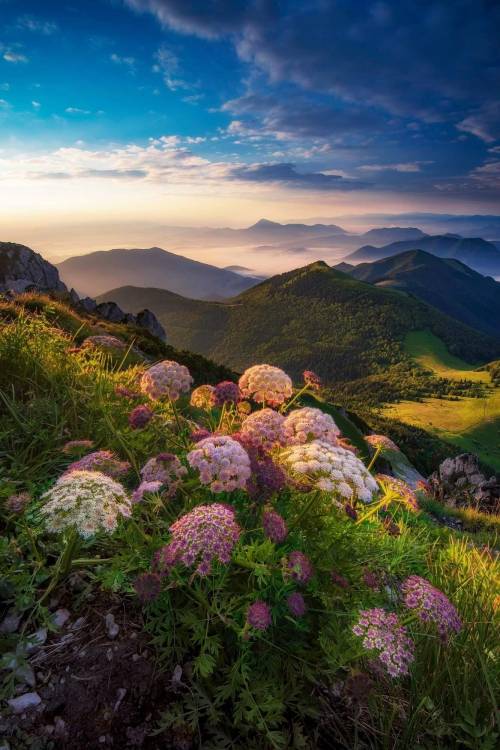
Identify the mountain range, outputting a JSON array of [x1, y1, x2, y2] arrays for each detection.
[[344, 235, 500, 276], [57, 246, 260, 299], [335, 250, 500, 339]]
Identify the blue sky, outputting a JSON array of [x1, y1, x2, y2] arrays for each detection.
[[0, 0, 499, 252]]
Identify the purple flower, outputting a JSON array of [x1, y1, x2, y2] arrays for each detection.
[[156, 503, 241, 576], [284, 551, 313, 585], [247, 600, 272, 630], [401, 575, 462, 639], [303, 370, 322, 391], [140, 453, 187, 497], [5, 492, 31, 514], [213, 380, 240, 407], [133, 572, 162, 602], [287, 592, 306, 618], [132, 480, 163, 503], [345, 504, 358, 520], [352, 608, 415, 678], [363, 569, 381, 591], [115, 385, 139, 399], [190, 428, 213, 443], [128, 404, 153, 430], [262, 509, 288, 543], [65, 450, 130, 479], [331, 570, 350, 589], [61, 439, 94, 455]]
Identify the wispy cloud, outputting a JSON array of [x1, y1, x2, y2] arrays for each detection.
[[2, 50, 28, 64], [153, 45, 192, 91], [110, 52, 136, 70], [358, 162, 432, 173], [16, 15, 58, 35], [65, 107, 91, 115]]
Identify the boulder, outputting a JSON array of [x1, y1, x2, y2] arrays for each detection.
[[95, 301, 126, 323], [135, 309, 166, 341], [428, 453, 500, 513], [79, 296, 97, 314], [0, 242, 67, 294]]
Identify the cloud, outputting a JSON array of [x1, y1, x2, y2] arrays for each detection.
[[124, 1, 500, 130], [0, 82, 10, 91], [228, 162, 367, 191], [110, 52, 136, 69], [0, 98, 9, 108], [358, 161, 432, 173], [16, 15, 58, 35], [457, 102, 500, 143], [2, 51, 28, 64], [153, 45, 192, 91], [65, 107, 91, 115], [31, 100, 41, 109]]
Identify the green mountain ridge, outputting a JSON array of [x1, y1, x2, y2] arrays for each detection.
[[98, 260, 500, 405]]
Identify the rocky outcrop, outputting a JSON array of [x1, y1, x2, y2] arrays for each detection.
[[0, 242, 67, 294], [95, 301, 126, 323], [135, 309, 166, 341], [428, 453, 500, 513]]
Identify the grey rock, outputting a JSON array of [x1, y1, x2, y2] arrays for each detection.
[[8, 691, 42, 713], [0, 242, 66, 294], [428, 453, 500, 512], [15, 664, 36, 688], [69, 288, 80, 305], [0, 611, 21, 634], [79, 296, 97, 313], [135, 308, 166, 341], [105, 612, 119, 639], [52, 608, 70, 629], [25, 627, 47, 653], [95, 301, 125, 323]]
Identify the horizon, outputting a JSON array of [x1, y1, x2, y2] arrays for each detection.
[[0, 0, 499, 267]]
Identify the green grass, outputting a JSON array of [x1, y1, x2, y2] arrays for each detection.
[[382, 331, 500, 470]]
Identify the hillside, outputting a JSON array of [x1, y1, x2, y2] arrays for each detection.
[[338, 250, 500, 339], [57, 246, 260, 299], [98, 261, 500, 403], [344, 235, 500, 275]]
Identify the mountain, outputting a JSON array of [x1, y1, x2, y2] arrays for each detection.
[[357, 227, 426, 245], [0, 242, 67, 294], [243, 218, 347, 240], [337, 250, 500, 339], [57, 246, 261, 299], [344, 235, 500, 275], [98, 261, 500, 402]]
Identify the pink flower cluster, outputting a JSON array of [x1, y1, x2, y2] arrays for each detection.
[[287, 592, 306, 617], [65, 450, 130, 479], [401, 575, 462, 638], [239, 364, 293, 406], [140, 360, 193, 401], [61, 439, 94, 454], [247, 600, 272, 630], [284, 551, 314, 585], [282, 407, 339, 446], [187, 435, 251, 493], [352, 608, 415, 678], [156, 503, 241, 576], [128, 404, 153, 429], [377, 475, 419, 512], [240, 408, 285, 451], [365, 434, 400, 452], [303, 370, 322, 391], [213, 380, 240, 406], [139, 453, 187, 497], [262, 509, 288, 543]]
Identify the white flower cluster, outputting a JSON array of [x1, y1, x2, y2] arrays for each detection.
[[240, 408, 285, 450], [82, 335, 126, 350], [40, 470, 131, 538], [239, 364, 293, 406], [190, 384, 215, 409], [187, 435, 251, 493], [278, 440, 378, 503], [282, 407, 339, 446], [140, 360, 193, 401]]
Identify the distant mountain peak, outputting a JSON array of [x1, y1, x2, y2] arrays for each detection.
[[249, 218, 281, 229]]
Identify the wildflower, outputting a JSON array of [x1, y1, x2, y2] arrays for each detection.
[[65, 450, 130, 479], [246, 452, 287, 500], [377, 475, 419, 512], [132, 480, 163, 503], [363, 569, 381, 591], [383, 517, 400, 536], [345, 504, 358, 520], [133, 572, 162, 603], [187, 435, 251, 493], [262, 509, 288, 543], [278, 441, 378, 503], [140, 453, 187, 497], [5, 492, 31, 514], [416, 479, 432, 495], [190, 384, 215, 410], [331, 570, 350, 589], [140, 360, 193, 401], [128, 404, 153, 430], [365, 434, 400, 452], [156, 503, 241, 576], [337, 437, 358, 455], [303, 370, 322, 391], [61, 439, 94, 455], [190, 427, 213, 443], [401, 575, 462, 638], [40, 470, 131, 539], [213, 380, 240, 407], [284, 551, 313, 585], [287, 592, 306, 618], [240, 408, 285, 451], [238, 364, 293, 406], [82, 335, 126, 350], [282, 407, 339, 447], [352, 608, 415, 678], [247, 601, 272, 630], [237, 401, 252, 416]]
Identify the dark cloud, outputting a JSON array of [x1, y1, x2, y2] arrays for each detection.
[[125, 1, 500, 132], [229, 162, 367, 190]]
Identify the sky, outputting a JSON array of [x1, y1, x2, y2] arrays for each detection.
[[0, 0, 499, 258]]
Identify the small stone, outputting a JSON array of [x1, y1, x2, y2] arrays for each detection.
[[52, 609, 70, 628], [113, 688, 127, 712], [0, 612, 21, 634], [106, 648, 113, 662], [105, 613, 119, 639], [71, 616, 86, 630], [99, 735, 107, 744], [15, 664, 36, 688], [8, 692, 42, 713], [25, 628, 47, 653], [132, 653, 140, 662]]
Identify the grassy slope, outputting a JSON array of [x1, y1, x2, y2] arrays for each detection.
[[383, 331, 500, 470]]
